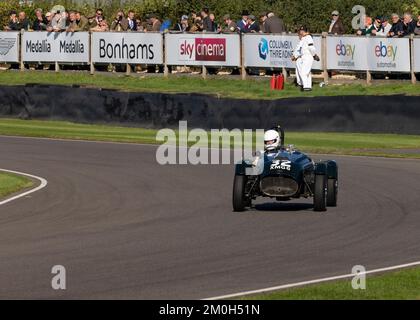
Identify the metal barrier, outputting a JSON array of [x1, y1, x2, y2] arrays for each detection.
[[0, 30, 418, 84]]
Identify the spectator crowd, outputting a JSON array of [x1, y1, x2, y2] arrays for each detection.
[[2, 6, 420, 37]]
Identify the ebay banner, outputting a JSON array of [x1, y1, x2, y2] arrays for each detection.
[[165, 33, 241, 66], [243, 34, 322, 70], [366, 37, 410, 72], [326, 36, 368, 70]]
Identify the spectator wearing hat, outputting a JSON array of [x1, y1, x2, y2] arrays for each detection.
[[247, 15, 260, 33], [201, 8, 213, 32], [32, 8, 48, 31], [388, 13, 404, 37], [263, 12, 285, 33], [376, 16, 392, 37], [174, 15, 190, 32], [328, 10, 345, 34], [220, 14, 237, 33], [149, 14, 161, 32], [237, 10, 249, 33]]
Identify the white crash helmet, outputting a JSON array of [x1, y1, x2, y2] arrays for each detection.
[[264, 129, 280, 151]]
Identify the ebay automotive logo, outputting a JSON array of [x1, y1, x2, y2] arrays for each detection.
[[374, 41, 397, 61]]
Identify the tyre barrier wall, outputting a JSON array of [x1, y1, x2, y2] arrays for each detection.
[[1, 84, 420, 134]]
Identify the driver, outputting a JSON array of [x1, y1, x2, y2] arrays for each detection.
[[264, 129, 280, 153]]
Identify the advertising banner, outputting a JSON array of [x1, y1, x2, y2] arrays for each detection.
[[243, 34, 322, 70], [91, 32, 163, 64], [326, 36, 368, 70], [412, 38, 420, 72], [22, 31, 89, 62], [165, 33, 241, 67], [0, 32, 19, 63], [366, 37, 410, 72]]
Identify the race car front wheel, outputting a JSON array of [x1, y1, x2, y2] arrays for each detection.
[[232, 175, 247, 212], [313, 174, 327, 212]]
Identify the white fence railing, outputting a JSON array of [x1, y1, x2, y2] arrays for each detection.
[[0, 31, 419, 82]]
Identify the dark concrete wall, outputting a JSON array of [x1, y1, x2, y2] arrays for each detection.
[[1, 84, 419, 134]]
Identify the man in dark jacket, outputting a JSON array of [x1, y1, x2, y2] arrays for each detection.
[[201, 7, 213, 32], [402, 12, 417, 36], [247, 15, 260, 33], [263, 12, 285, 33], [32, 8, 48, 31], [237, 10, 249, 33], [6, 11, 19, 30], [388, 13, 404, 37], [328, 10, 345, 34]]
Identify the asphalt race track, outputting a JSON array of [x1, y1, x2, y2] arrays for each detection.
[[0, 136, 419, 299]]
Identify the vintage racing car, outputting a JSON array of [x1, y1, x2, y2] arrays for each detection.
[[233, 126, 338, 212]]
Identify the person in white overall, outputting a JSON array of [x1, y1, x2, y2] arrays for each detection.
[[292, 26, 320, 91]]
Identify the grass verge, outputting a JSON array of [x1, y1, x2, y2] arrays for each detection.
[[0, 70, 420, 100], [240, 267, 420, 300], [0, 118, 420, 158], [0, 171, 34, 199]]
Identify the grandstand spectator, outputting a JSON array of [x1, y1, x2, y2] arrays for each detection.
[[110, 10, 128, 31], [415, 15, 420, 35], [201, 8, 214, 32], [51, 10, 67, 31], [66, 11, 78, 32], [356, 16, 374, 36], [376, 16, 392, 37], [90, 16, 108, 32], [209, 13, 218, 32], [127, 10, 137, 31], [264, 11, 285, 33], [370, 16, 383, 36], [402, 13, 416, 36], [328, 10, 345, 35], [174, 15, 190, 32], [4, 11, 18, 31], [259, 12, 267, 33], [247, 15, 260, 33], [148, 14, 161, 32], [220, 14, 237, 33], [237, 10, 249, 33], [32, 8, 47, 31], [75, 11, 89, 31], [89, 8, 104, 28], [16, 11, 30, 31], [45, 12, 54, 31], [388, 13, 404, 37]]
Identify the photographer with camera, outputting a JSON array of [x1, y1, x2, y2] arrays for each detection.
[[110, 10, 128, 31]]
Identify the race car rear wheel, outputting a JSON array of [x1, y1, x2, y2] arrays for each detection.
[[233, 175, 247, 212], [327, 178, 338, 207], [313, 174, 327, 212]]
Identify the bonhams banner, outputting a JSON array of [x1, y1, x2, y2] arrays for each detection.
[[22, 31, 89, 62], [415, 38, 420, 72], [243, 34, 322, 70], [0, 32, 19, 63], [91, 32, 163, 64], [165, 33, 241, 66]]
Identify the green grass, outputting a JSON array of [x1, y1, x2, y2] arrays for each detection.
[[0, 70, 420, 100], [0, 171, 34, 198], [0, 118, 420, 158], [240, 267, 420, 300]]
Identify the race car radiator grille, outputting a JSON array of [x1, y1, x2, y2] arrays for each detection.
[[260, 176, 299, 197]]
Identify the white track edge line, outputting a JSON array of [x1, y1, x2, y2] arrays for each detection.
[[0, 169, 48, 206], [203, 260, 420, 300]]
